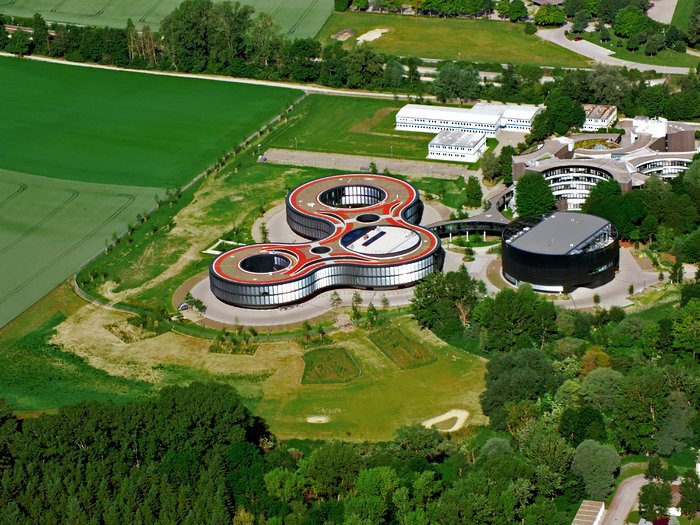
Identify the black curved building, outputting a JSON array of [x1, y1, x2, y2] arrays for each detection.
[[502, 213, 619, 293]]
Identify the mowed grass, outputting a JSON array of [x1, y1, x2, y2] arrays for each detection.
[[317, 12, 591, 67], [0, 168, 157, 328], [302, 346, 360, 383], [367, 323, 436, 369], [268, 94, 437, 161], [259, 317, 487, 441], [578, 33, 699, 68], [0, 0, 332, 39], [0, 57, 300, 187], [672, 0, 695, 31]]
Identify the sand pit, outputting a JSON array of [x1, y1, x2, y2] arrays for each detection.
[[332, 28, 354, 41], [422, 409, 469, 432], [306, 416, 331, 424], [357, 28, 389, 44]]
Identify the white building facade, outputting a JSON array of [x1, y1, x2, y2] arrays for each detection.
[[582, 105, 618, 131], [427, 130, 487, 163], [395, 103, 542, 137]]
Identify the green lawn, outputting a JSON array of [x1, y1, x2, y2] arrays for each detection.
[[367, 324, 436, 369], [268, 94, 462, 162], [577, 32, 698, 68], [672, 0, 696, 31], [0, 0, 331, 38], [317, 12, 592, 67], [259, 317, 488, 441], [0, 57, 300, 187]]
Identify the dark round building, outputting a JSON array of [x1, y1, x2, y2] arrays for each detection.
[[501, 212, 619, 293]]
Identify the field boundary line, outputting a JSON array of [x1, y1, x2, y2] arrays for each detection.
[[0, 52, 435, 100]]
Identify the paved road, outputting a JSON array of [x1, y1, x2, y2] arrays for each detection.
[[536, 26, 692, 74], [264, 148, 480, 180], [603, 475, 647, 525], [647, 0, 678, 24]]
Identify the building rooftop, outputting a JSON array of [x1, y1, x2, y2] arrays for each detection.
[[583, 104, 617, 121], [396, 103, 541, 126], [508, 212, 610, 256], [571, 500, 605, 525], [429, 130, 485, 149]]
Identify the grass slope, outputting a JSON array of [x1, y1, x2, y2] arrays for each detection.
[[317, 12, 591, 67], [0, 168, 158, 328], [302, 346, 360, 383], [0, 57, 300, 187], [672, 0, 695, 31], [578, 33, 698, 68], [269, 94, 438, 161], [367, 324, 436, 369], [0, 0, 332, 39]]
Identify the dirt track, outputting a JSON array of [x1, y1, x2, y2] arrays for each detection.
[[264, 148, 478, 180]]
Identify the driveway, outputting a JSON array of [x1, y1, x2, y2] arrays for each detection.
[[603, 475, 647, 525], [536, 26, 692, 74], [264, 148, 480, 180]]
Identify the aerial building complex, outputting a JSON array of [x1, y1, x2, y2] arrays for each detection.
[[209, 175, 443, 308], [513, 116, 696, 211]]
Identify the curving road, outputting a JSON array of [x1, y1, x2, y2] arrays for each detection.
[[536, 26, 692, 75], [603, 475, 648, 525]]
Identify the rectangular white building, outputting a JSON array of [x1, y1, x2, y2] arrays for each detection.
[[582, 104, 617, 131], [428, 130, 487, 163], [395, 102, 542, 137]]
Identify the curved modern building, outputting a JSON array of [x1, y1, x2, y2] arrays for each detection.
[[513, 118, 697, 211], [209, 174, 443, 308], [502, 212, 619, 293]]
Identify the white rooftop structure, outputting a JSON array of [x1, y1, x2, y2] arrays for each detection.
[[396, 102, 542, 137], [582, 105, 617, 131], [633, 116, 668, 139], [428, 130, 487, 163]]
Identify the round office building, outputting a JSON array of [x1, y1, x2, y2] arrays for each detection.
[[209, 174, 443, 309], [501, 212, 619, 293]]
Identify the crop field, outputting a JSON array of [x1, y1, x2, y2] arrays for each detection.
[[317, 12, 591, 67], [1, 58, 300, 188], [0, 57, 300, 327], [0, 0, 332, 39]]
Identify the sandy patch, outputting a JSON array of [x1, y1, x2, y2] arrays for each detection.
[[357, 28, 389, 44], [422, 409, 469, 432], [332, 28, 354, 42], [306, 416, 331, 424]]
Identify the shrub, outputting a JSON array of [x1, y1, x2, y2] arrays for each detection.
[[524, 22, 537, 34]]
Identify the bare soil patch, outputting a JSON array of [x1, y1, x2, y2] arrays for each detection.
[[332, 28, 354, 41], [357, 28, 389, 44]]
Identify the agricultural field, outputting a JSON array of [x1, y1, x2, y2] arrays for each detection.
[[302, 346, 360, 383], [367, 323, 436, 369], [0, 0, 332, 39], [317, 12, 592, 67], [0, 57, 300, 327]]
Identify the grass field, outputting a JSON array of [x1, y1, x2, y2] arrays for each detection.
[[672, 0, 695, 31], [302, 346, 360, 383], [0, 57, 300, 187], [0, 0, 332, 39], [317, 12, 591, 67], [578, 33, 699, 68], [0, 57, 300, 327], [269, 94, 443, 161], [367, 323, 436, 369]]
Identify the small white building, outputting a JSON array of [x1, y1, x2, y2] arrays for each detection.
[[571, 500, 605, 525], [633, 116, 668, 139], [582, 104, 618, 131], [428, 130, 487, 163], [395, 102, 542, 137]]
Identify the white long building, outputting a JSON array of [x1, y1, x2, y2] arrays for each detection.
[[395, 102, 542, 137]]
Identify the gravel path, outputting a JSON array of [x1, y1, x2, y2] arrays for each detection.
[[602, 475, 647, 525], [536, 26, 692, 74], [264, 148, 479, 180], [647, 0, 678, 24]]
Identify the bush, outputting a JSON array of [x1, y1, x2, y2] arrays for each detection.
[[524, 22, 537, 34], [335, 0, 352, 10]]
